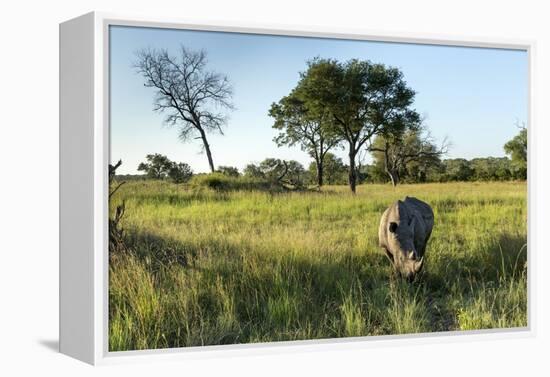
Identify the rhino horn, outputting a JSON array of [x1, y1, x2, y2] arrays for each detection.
[[414, 257, 424, 273]]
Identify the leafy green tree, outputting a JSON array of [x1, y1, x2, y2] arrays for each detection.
[[135, 46, 234, 172], [138, 154, 193, 183], [322, 152, 348, 185], [217, 166, 240, 177], [441, 159, 473, 182], [258, 158, 307, 188], [270, 91, 341, 187], [308, 153, 348, 185], [168, 162, 193, 183], [504, 125, 527, 180], [244, 159, 307, 189], [137, 154, 173, 179], [243, 164, 264, 178], [406, 156, 444, 183], [295, 58, 420, 192], [494, 159, 513, 181], [470, 157, 512, 181], [281, 160, 308, 189], [471, 158, 493, 181], [369, 127, 447, 186], [363, 163, 387, 183]]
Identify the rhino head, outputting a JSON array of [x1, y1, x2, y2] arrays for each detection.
[[386, 216, 424, 282]]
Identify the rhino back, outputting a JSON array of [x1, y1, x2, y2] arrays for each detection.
[[404, 196, 434, 231]]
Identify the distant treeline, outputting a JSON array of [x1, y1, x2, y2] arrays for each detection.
[[364, 156, 526, 184], [311, 154, 527, 186], [117, 152, 526, 190]]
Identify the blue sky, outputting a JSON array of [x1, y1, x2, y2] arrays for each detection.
[[109, 25, 528, 174]]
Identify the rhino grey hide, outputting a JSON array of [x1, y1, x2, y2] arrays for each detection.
[[378, 196, 434, 281]]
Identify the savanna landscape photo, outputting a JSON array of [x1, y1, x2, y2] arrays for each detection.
[[108, 26, 528, 352]]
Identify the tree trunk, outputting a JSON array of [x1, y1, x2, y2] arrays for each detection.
[[317, 140, 324, 187], [317, 160, 324, 187], [348, 150, 357, 194], [199, 129, 215, 172], [387, 169, 399, 187]]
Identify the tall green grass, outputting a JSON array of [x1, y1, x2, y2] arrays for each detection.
[[109, 181, 527, 351]]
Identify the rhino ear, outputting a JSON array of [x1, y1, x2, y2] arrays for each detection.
[[389, 222, 398, 233]]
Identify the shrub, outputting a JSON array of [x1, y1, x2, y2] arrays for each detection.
[[217, 166, 240, 177], [168, 162, 193, 183], [190, 173, 273, 191]]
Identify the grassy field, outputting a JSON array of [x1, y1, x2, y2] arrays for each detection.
[[108, 181, 527, 351]]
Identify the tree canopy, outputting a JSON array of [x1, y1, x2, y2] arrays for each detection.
[[269, 89, 341, 187], [168, 162, 193, 183], [369, 126, 448, 186], [217, 166, 240, 177], [292, 58, 420, 192], [137, 153, 173, 179], [137, 154, 193, 183], [244, 158, 308, 189], [307, 153, 348, 185], [504, 125, 527, 180]]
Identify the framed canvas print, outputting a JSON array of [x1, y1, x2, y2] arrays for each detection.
[[59, 12, 534, 365]]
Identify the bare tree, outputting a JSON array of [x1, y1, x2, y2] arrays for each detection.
[[135, 46, 234, 172], [369, 127, 449, 186]]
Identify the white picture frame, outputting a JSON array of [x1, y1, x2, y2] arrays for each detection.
[[59, 11, 535, 365]]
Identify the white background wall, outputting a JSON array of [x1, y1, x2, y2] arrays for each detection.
[[0, 0, 548, 375]]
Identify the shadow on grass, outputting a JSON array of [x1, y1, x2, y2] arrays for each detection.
[[424, 232, 526, 289], [111, 225, 395, 341], [118, 229, 199, 269], [110, 224, 527, 348], [431, 197, 519, 212], [131, 190, 231, 208], [416, 232, 527, 331]]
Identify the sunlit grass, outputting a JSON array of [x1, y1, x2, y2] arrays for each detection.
[[109, 181, 527, 351]]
